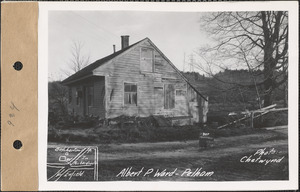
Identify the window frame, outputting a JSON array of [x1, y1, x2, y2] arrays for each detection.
[[164, 84, 175, 109], [123, 82, 138, 106], [140, 47, 154, 73]]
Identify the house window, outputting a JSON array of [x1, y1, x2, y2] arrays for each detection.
[[140, 47, 153, 72], [164, 84, 175, 109], [124, 83, 137, 105], [87, 86, 94, 106]]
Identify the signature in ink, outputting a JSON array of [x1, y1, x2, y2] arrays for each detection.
[[7, 101, 20, 127]]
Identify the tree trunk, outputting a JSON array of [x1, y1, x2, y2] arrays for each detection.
[[263, 53, 275, 107], [262, 11, 276, 107]]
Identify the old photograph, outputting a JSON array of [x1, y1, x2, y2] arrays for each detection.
[[46, 9, 290, 183]]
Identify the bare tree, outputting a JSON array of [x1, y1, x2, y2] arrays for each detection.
[[197, 11, 288, 107], [48, 81, 69, 119], [62, 40, 90, 76]]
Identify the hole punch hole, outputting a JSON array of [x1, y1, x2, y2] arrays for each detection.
[[13, 61, 23, 71], [13, 140, 23, 150]]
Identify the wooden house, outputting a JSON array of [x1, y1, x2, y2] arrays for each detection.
[[62, 36, 208, 124]]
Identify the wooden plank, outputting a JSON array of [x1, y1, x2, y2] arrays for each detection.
[[268, 108, 288, 112], [217, 105, 286, 129], [263, 125, 288, 130], [253, 104, 277, 112]]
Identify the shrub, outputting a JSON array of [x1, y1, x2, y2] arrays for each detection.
[[48, 112, 283, 144]]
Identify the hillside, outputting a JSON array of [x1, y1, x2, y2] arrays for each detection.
[[182, 69, 287, 120]]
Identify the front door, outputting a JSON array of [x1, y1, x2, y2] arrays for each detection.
[[83, 86, 87, 116], [83, 86, 91, 116]]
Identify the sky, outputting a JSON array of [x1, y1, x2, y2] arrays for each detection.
[[48, 11, 211, 81]]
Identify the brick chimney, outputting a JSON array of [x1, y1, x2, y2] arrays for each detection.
[[113, 44, 116, 53], [121, 35, 129, 49]]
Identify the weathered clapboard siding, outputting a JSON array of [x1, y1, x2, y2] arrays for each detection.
[[64, 38, 204, 123], [92, 39, 196, 118], [92, 77, 106, 118]]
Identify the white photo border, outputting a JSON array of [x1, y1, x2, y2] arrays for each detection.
[[38, 1, 299, 191]]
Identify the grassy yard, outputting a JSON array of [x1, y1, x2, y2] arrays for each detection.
[[48, 128, 288, 181]]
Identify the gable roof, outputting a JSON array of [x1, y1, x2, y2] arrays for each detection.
[[146, 39, 208, 101], [62, 37, 207, 100], [62, 38, 146, 85]]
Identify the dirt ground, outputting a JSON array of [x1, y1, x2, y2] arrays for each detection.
[[48, 127, 288, 181]]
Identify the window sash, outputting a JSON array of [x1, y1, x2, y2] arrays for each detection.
[[124, 83, 137, 105], [124, 83, 137, 92], [124, 92, 137, 105]]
